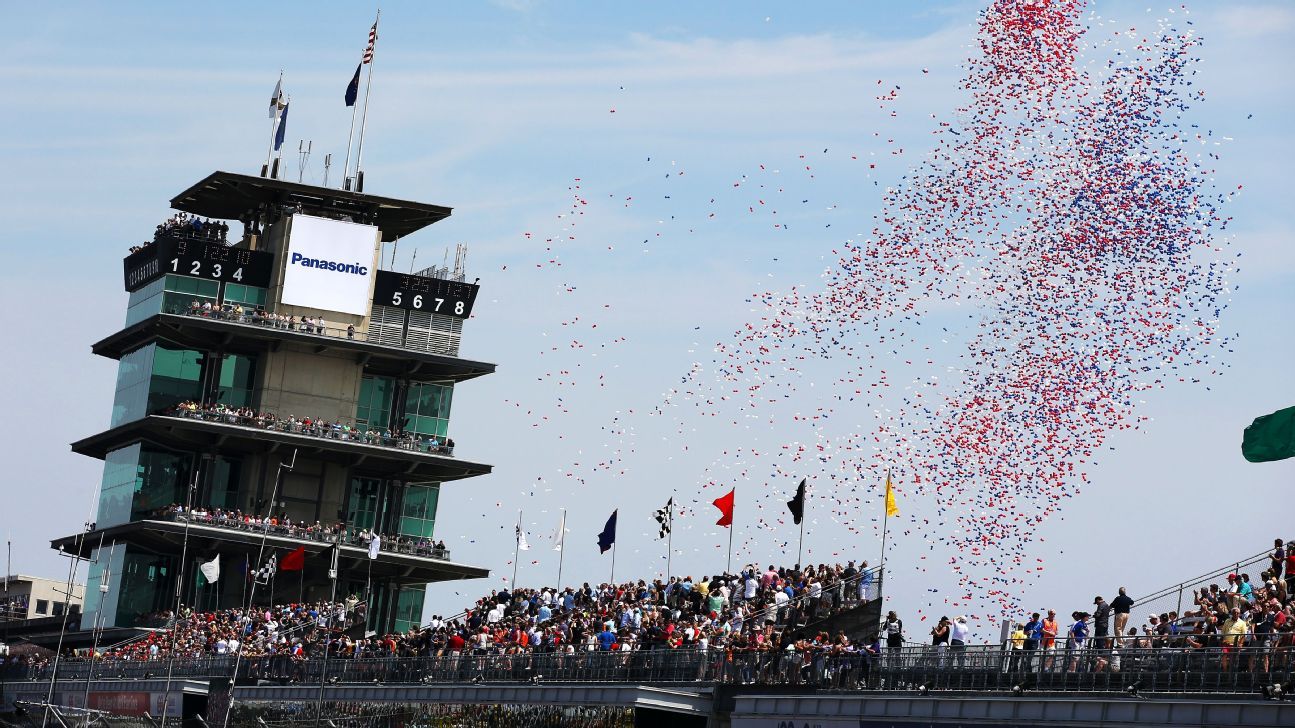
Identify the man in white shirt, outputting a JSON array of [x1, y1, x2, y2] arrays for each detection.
[[950, 616, 970, 668], [773, 589, 791, 624]]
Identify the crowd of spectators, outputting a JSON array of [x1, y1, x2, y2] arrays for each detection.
[[151, 503, 450, 560], [1001, 538, 1295, 674], [165, 401, 456, 456], [8, 542, 1293, 684], [182, 300, 356, 339], [130, 212, 229, 254], [4, 561, 877, 674]]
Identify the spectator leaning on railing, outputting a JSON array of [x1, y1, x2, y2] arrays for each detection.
[[165, 401, 456, 457]]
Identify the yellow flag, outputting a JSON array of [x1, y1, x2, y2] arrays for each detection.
[[884, 474, 899, 517]]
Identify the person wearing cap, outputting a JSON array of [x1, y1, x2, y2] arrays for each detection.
[[1225, 573, 1241, 611], [1092, 596, 1111, 648]]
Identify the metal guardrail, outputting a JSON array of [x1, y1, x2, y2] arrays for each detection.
[[164, 408, 456, 457], [167, 305, 460, 358], [153, 512, 452, 562], [11, 645, 1290, 695]]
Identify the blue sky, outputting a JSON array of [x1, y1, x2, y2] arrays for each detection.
[[1, 1, 1292, 636]]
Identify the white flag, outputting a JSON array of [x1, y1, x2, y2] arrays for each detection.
[[269, 77, 284, 119], [367, 532, 381, 560], [516, 524, 530, 551], [199, 554, 221, 584], [551, 511, 566, 552]]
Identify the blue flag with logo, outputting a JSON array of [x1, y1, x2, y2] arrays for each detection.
[[345, 64, 362, 107], [274, 102, 289, 151], [597, 510, 617, 553]]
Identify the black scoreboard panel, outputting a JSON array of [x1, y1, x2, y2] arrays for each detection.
[[124, 238, 275, 292], [372, 270, 479, 319]]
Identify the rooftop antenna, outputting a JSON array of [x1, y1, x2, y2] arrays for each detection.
[[297, 140, 313, 183], [322, 153, 332, 188], [453, 243, 468, 280]]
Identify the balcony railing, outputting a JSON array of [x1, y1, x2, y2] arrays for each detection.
[[152, 511, 451, 562], [12, 645, 1292, 695], [163, 406, 456, 457], [165, 304, 460, 358]]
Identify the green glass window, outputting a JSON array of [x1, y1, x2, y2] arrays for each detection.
[[393, 586, 426, 634], [221, 283, 267, 308], [125, 278, 166, 327], [215, 353, 258, 408], [111, 345, 157, 427], [356, 376, 394, 431], [403, 382, 453, 438], [160, 274, 220, 314], [347, 478, 382, 531], [95, 444, 191, 528], [96, 444, 143, 528], [398, 482, 439, 538]]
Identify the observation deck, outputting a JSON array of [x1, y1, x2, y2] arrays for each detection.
[[50, 518, 486, 584], [71, 413, 491, 483], [171, 171, 452, 242], [93, 311, 496, 383]]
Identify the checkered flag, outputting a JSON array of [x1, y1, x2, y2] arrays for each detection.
[[653, 498, 673, 540], [254, 553, 277, 584]]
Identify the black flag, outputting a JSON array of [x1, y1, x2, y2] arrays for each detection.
[[345, 63, 362, 107], [786, 478, 807, 525]]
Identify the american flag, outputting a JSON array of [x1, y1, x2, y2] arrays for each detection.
[[653, 498, 673, 540], [362, 22, 378, 64]]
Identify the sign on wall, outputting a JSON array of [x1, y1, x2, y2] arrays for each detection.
[[281, 214, 378, 316]]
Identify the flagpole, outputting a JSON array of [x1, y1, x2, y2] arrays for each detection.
[[342, 82, 361, 187], [610, 541, 617, 585], [666, 500, 674, 584], [797, 503, 806, 571], [161, 458, 202, 728], [263, 71, 283, 177], [314, 539, 340, 728], [725, 489, 735, 575], [511, 509, 522, 592], [354, 9, 380, 189], [879, 467, 892, 584], [273, 97, 289, 180], [556, 509, 566, 592], [726, 522, 734, 576]]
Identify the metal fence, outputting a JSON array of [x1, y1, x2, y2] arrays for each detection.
[[154, 512, 452, 561], [164, 408, 456, 458], [13, 645, 1290, 695]]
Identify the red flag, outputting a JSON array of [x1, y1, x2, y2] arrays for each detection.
[[280, 546, 306, 572], [712, 488, 735, 528]]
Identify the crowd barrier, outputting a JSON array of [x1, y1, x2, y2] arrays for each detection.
[[11, 645, 1291, 695]]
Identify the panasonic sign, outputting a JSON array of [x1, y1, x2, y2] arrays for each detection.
[[280, 214, 379, 316]]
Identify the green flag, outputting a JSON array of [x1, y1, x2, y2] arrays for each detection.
[[1242, 406, 1295, 463]]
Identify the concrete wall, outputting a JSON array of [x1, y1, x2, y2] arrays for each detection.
[[728, 693, 1295, 728], [255, 346, 365, 424]]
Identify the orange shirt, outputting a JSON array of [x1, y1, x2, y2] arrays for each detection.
[[1041, 618, 1058, 647]]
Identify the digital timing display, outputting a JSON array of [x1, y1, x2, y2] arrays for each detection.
[[372, 270, 479, 319], [123, 238, 274, 292]]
